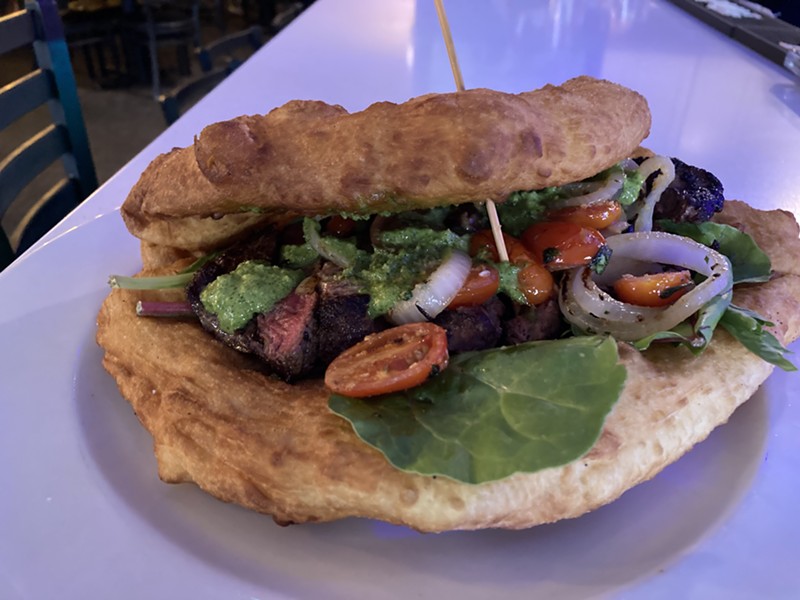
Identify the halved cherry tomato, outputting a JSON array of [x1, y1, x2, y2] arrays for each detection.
[[613, 270, 694, 307], [547, 200, 623, 230], [521, 221, 606, 271], [325, 215, 358, 237], [324, 323, 449, 398], [448, 263, 500, 308], [517, 261, 555, 305], [469, 229, 535, 264]]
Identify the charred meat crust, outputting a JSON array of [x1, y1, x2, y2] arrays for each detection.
[[186, 230, 378, 381], [186, 228, 278, 355], [636, 157, 725, 224], [502, 297, 566, 345], [433, 297, 503, 353], [654, 158, 724, 223]]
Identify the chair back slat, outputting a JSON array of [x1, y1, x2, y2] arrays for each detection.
[[0, 10, 35, 54], [159, 66, 228, 125], [0, 70, 54, 132], [160, 25, 264, 125], [0, 0, 98, 269], [197, 25, 263, 72], [0, 124, 70, 217], [15, 178, 81, 254]]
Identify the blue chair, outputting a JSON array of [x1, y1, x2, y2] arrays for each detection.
[[0, 0, 98, 270], [125, 0, 203, 100]]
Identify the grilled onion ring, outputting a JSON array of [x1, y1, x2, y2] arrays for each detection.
[[388, 250, 472, 324], [559, 231, 732, 341]]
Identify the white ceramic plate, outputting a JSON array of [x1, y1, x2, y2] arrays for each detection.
[[1, 210, 798, 599]]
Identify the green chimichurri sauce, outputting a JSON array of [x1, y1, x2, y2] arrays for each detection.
[[499, 163, 644, 235], [352, 247, 440, 317], [349, 227, 467, 317], [198, 163, 644, 329], [280, 242, 319, 268], [200, 261, 304, 332], [498, 188, 558, 236], [377, 227, 468, 253], [618, 168, 645, 206], [494, 261, 527, 305]]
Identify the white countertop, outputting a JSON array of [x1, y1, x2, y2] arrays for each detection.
[[2, 1, 799, 598]]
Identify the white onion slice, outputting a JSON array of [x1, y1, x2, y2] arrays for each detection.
[[388, 250, 472, 325], [559, 231, 732, 341], [303, 219, 353, 268], [551, 167, 625, 209], [632, 156, 676, 232]]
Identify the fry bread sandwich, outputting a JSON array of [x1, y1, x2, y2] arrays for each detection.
[[97, 76, 800, 532]]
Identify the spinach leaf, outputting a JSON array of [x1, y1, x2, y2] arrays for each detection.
[[720, 304, 797, 371], [329, 336, 626, 484], [634, 291, 732, 353], [657, 220, 771, 283]]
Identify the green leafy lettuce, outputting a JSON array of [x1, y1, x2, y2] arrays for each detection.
[[657, 220, 771, 284], [720, 304, 796, 371], [329, 336, 626, 484], [634, 291, 731, 353], [634, 220, 794, 369]]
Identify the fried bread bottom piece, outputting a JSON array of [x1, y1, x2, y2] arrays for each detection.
[[96, 201, 800, 532]]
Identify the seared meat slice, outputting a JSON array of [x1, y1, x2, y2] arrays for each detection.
[[434, 302, 502, 353], [257, 288, 318, 380], [316, 264, 377, 365], [654, 158, 724, 223], [190, 230, 278, 289], [186, 229, 278, 354], [502, 297, 564, 345], [316, 295, 376, 365]]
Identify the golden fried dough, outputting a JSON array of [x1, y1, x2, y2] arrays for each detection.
[[96, 202, 800, 532], [122, 77, 650, 250]]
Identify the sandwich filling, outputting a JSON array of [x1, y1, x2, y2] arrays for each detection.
[[116, 152, 795, 483], [182, 154, 785, 376]]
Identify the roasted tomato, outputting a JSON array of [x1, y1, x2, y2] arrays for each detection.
[[448, 263, 500, 308], [324, 322, 449, 398], [325, 215, 358, 237], [469, 229, 534, 264], [517, 261, 555, 305], [547, 200, 624, 230], [613, 270, 694, 307], [521, 221, 606, 271]]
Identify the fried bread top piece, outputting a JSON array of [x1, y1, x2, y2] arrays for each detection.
[[122, 77, 651, 251]]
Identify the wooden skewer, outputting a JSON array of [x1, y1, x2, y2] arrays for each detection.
[[433, 0, 509, 263], [433, 0, 465, 92]]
